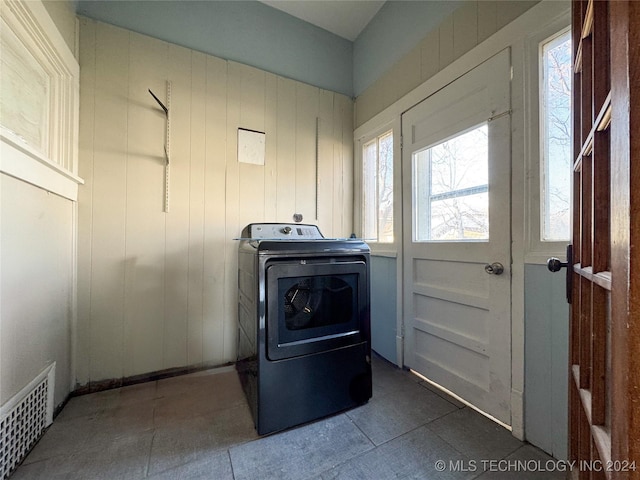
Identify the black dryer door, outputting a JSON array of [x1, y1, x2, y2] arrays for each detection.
[[265, 260, 367, 361]]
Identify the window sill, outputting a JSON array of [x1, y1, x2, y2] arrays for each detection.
[[1, 133, 84, 201], [369, 248, 397, 259]]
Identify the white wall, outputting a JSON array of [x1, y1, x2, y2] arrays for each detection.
[[1, 0, 78, 412], [0, 176, 74, 408], [77, 18, 354, 387], [355, 0, 539, 127]]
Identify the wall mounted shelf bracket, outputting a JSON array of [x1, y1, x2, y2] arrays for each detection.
[[149, 82, 171, 212]]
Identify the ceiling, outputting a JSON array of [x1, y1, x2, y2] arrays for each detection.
[[260, 1, 385, 41]]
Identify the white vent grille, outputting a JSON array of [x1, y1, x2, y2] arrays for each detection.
[[1, 364, 55, 479]]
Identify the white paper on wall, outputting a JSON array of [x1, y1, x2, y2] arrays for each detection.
[[237, 128, 265, 165]]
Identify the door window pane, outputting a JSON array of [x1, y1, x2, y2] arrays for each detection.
[[541, 31, 572, 241], [414, 124, 489, 241]]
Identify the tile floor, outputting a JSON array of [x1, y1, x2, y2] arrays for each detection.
[[12, 355, 564, 479]]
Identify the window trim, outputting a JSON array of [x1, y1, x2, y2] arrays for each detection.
[[540, 29, 572, 243], [361, 133, 390, 242], [0, 0, 83, 201], [524, 22, 572, 265]]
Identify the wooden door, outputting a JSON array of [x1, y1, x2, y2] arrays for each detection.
[[402, 50, 512, 424], [567, 1, 639, 477]]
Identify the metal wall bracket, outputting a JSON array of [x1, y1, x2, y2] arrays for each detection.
[[149, 82, 171, 212]]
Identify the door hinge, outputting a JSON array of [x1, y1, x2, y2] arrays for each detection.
[[488, 109, 512, 123]]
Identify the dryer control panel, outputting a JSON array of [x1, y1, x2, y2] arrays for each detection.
[[242, 223, 324, 240]]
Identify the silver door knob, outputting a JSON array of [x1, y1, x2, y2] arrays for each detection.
[[484, 262, 504, 275]]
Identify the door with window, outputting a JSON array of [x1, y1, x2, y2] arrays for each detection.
[[402, 49, 512, 424]]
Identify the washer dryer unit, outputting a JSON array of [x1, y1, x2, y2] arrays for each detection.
[[236, 223, 372, 435]]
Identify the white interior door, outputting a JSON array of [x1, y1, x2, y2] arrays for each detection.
[[401, 49, 512, 424]]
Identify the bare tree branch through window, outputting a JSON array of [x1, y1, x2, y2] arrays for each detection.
[[541, 31, 572, 241], [362, 131, 393, 242], [414, 124, 489, 241]]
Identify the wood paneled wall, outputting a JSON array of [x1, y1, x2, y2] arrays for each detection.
[[76, 18, 353, 387], [354, 0, 539, 128]]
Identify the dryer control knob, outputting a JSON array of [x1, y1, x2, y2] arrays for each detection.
[[282, 226, 292, 235]]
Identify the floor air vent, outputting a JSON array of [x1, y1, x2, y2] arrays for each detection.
[[0, 364, 55, 479]]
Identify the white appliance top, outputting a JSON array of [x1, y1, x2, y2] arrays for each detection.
[[241, 223, 325, 240]]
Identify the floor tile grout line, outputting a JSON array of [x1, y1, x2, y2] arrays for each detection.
[[466, 444, 531, 480], [366, 416, 442, 450], [145, 385, 157, 479], [370, 376, 445, 402], [299, 408, 500, 480], [347, 392, 459, 450], [420, 408, 527, 476], [144, 430, 156, 478], [349, 374, 464, 449], [496, 442, 527, 462], [422, 420, 486, 473], [344, 412, 377, 449], [227, 449, 237, 480], [297, 414, 377, 480]]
